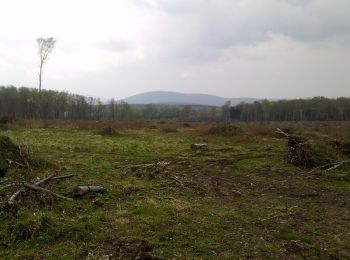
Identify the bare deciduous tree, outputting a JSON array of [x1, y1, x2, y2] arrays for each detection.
[[37, 37, 56, 92]]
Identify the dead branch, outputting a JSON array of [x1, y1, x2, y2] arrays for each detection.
[[51, 174, 77, 180], [276, 128, 290, 138], [325, 159, 350, 172], [7, 188, 26, 206], [307, 161, 339, 173], [23, 182, 73, 201], [6, 173, 56, 206], [35, 173, 57, 186], [6, 173, 75, 206]]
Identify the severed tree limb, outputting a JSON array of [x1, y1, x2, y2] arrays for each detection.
[[23, 182, 73, 201]]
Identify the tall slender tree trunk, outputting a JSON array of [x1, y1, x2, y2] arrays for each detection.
[[38, 64, 43, 92]]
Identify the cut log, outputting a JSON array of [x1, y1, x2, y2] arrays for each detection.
[[190, 143, 208, 150], [73, 185, 105, 197]]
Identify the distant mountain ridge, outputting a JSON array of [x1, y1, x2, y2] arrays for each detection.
[[123, 91, 257, 106]]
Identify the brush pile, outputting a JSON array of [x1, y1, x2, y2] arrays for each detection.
[[276, 128, 350, 170], [286, 134, 315, 168], [0, 136, 105, 211]]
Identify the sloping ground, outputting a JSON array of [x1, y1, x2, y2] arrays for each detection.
[[0, 127, 349, 259]]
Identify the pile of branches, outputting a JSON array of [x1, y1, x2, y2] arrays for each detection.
[[3, 173, 76, 211], [0, 136, 106, 211], [276, 128, 350, 170], [276, 128, 315, 168], [2, 172, 105, 212]]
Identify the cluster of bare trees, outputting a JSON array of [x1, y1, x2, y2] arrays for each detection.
[[1, 86, 350, 122], [0, 86, 132, 121], [230, 97, 350, 121], [0, 86, 219, 121]]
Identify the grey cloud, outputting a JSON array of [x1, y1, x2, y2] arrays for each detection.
[[144, 0, 350, 64], [155, 0, 350, 43]]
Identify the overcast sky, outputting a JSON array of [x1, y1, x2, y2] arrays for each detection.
[[0, 0, 349, 99]]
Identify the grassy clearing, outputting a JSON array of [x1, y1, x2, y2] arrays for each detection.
[[0, 124, 349, 259]]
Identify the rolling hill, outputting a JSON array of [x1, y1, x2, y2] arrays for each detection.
[[123, 91, 257, 106]]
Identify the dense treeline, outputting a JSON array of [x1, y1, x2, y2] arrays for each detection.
[[1, 86, 349, 122], [0, 86, 132, 120], [230, 98, 350, 121], [0, 86, 215, 121]]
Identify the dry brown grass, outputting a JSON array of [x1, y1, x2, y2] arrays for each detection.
[[13, 120, 350, 140], [195, 122, 350, 140]]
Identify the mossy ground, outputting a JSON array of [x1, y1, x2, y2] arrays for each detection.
[[0, 125, 349, 259]]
